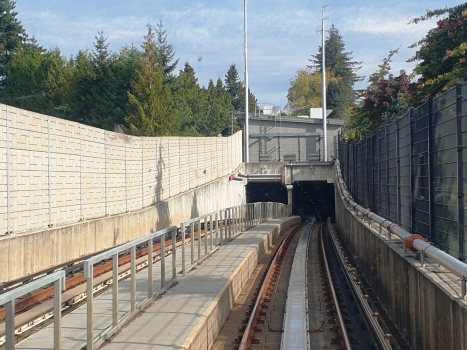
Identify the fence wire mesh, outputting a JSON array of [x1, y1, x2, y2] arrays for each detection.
[[339, 79, 467, 260]]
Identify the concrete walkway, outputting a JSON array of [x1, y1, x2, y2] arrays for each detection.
[[16, 217, 300, 350]]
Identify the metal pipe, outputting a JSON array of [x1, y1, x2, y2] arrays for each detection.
[[335, 159, 467, 280]]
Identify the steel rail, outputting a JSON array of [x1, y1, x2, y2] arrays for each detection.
[[327, 218, 393, 350], [238, 223, 304, 350], [320, 224, 352, 350]]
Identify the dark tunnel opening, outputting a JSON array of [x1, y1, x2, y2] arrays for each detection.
[[292, 181, 335, 223], [246, 182, 288, 205], [245, 181, 335, 224]]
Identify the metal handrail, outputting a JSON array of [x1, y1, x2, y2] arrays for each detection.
[[0, 271, 65, 350], [334, 159, 467, 297], [83, 201, 289, 349]]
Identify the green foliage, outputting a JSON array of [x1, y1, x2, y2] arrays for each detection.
[[409, 3, 467, 97], [224, 64, 256, 113], [155, 20, 179, 80], [2, 46, 72, 117], [0, 3, 254, 137], [286, 67, 338, 114], [0, 0, 37, 84], [308, 24, 363, 119], [125, 25, 175, 136]]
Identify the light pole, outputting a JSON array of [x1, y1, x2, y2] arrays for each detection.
[[321, 5, 328, 161], [244, 0, 250, 163]]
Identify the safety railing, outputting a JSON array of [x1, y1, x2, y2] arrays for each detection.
[[83, 201, 289, 349], [335, 159, 467, 298], [0, 271, 65, 350]]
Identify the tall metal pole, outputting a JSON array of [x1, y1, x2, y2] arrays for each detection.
[[321, 6, 328, 161], [244, 0, 249, 163]]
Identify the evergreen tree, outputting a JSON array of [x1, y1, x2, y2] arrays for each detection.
[[224, 64, 257, 113], [125, 25, 175, 136], [92, 31, 110, 70], [1, 47, 72, 117], [155, 20, 179, 78], [309, 24, 362, 119], [224, 64, 243, 109], [0, 0, 29, 85]]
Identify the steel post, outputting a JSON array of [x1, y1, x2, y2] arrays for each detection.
[[190, 222, 195, 264], [48, 116, 52, 227], [5, 300, 14, 350], [181, 223, 186, 275], [53, 279, 62, 350], [198, 219, 202, 260], [130, 246, 136, 312], [6, 106, 10, 234], [161, 233, 166, 288], [172, 228, 177, 279], [210, 214, 213, 251], [86, 265, 94, 350], [112, 254, 119, 327], [148, 238, 153, 297], [204, 217, 208, 256]]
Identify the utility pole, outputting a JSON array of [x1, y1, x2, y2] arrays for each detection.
[[321, 5, 328, 161], [244, 0, 250, 163]]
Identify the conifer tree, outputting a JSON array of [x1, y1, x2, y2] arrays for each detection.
[[125, 25, 174, 136], [0, 0, 29, 84], [155, 20, 179, 78], [309, 24, 362, 119]]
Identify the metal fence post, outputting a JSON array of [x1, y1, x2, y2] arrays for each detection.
[[53, 278, 62, 350], [410, 108, 415, 234], [104, 131, 108, 216], [5, 300, 14, 350], [198, 219, 202, 259], [125, 143, 128, 212], [86, 264, 94, 350], [457, 82, 465, 261], [210, 214, 214, 250], [48, 116, 52, 228], [112, 254, 119, 327], [396, 119, 401, 224], [190, 222, 195, 264], [172, 227, 177, 279], [181, 223, 186, 275], [79, 124, 84, 221], [215, 213, 219, 246], [428, 96, 435, 243], [5, 106, 10, 234], [130, 246, 136, 312], [148, 238, 153, 296], [204, 217, 208, 256], [161, 233, 166, 288], [141, 137, 144, 208]]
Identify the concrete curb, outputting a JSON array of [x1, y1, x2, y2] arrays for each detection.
[[181, 216, 301, 350]]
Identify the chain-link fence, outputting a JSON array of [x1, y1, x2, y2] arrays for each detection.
[[339, 78, 467, 260]]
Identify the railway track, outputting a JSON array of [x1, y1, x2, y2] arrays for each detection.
[[0, 222, 221, 346], [216, 221, 401, 350]]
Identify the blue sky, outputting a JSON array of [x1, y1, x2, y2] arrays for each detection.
[[16, 0, 461, 109]]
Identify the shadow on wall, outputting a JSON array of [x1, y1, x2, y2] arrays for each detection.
[[155, 143, 170, 229]]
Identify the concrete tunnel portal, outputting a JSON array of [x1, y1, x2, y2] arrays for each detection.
[[245, 181, 335, 223]]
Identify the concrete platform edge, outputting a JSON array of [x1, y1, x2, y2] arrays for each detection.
[[181, 216, 301, 350]]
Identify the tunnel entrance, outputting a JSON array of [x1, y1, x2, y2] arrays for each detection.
[[245, 182, 288, 205], [292, 181, 335, 223]]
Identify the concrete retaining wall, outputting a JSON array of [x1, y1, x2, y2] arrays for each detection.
[[0, 105, 243, 235], [182, 216, 302, 350], [335, 189, 467, 350], [0, 168, 245, 284]]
